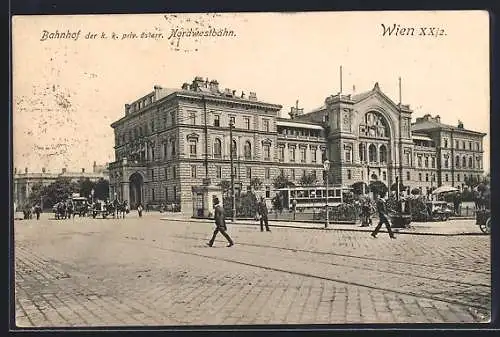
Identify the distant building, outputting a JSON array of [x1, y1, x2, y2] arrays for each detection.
[[13, 161, 109, 208], [108, 77, 486, 212]]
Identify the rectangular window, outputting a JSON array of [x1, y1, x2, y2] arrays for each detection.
[[300, 148, 306, 163], [289, 147, 296, 162], [425, 173, 429, 182], [347, 169, 352, 180], [382, 171, 386, 180], [265, 186, 270, 198], [406, 171, 410, 180], [152, 188, 155, 201], [265, 168, 270, 179], [312, 149, 317, 163], [469, 142, 472, 150], [244, 117, 250, 130], [171, 111, 176, 126], [172, 166, 177, 179], [246, 167, 252, 179], [213, 115, 220, 127], [191, 165, 197, 178], [431, 157, 435, 168], [455, 140, 459, 149], [444, 139, 448, 148], [279, 147, 285, 162], [263, 119, 270, 132], [424, 157, 429, 167], [189, 112, 196, 125], [291, 169, 296, 180], [230, 116, 235, 126], [165, 188, 168, 201], [457, 174, 460, 182], [189, 140, 197, 157], [151, 169, 154, 180], [173, 185, 177, 200], [445, 174, 449, 182], [164, 167, 168, 180], [263, 145, 271, 161], [462, 141, 465, 149], [419, 173, 422, 181], [216, 166, 222, 179]]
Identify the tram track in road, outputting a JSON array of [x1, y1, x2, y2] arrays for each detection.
[[171, 233, 491, 284], [107, 234, 489, 312]]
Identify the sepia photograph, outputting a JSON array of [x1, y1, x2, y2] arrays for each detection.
[[12, 11, 490, 327]]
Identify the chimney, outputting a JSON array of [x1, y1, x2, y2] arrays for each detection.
[[209, 80, 219, 93], [93, 161, 97, 167], [458, 120, 464, 129], [62, 168, 67, 174], [232, 90, 236, 96], [25, 167, 28, 173], [125, 104, 130, 115], [224, 88, 232, 97], [241, 91, 245, 99], [435, 115, 441, 123], [14, 168, 17, 174], [42, 167, 46, 173], [82, 168, 85, 173], [249, 92, 257, 101], [181, 83, 190, 90], [193, 76, 205, 90]]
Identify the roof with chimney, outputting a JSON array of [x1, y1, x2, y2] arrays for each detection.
[[411, 114, 486, 136]]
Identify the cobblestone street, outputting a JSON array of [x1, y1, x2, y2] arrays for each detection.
[[14, 213, 491, 327]]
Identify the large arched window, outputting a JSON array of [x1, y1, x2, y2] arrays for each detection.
[[213, 138, 222, 158], [368, 144, 377, 163], [462, 156, 467, 168], [379, 145, 387, 164], [362, 112, 390, 138], [455, 155, 460, 168], [359, 143, 366, 162], [244, 141, 252, 160]]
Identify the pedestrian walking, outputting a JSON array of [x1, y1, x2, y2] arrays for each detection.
[[34, 203, 42, 220], [207, 197, 234, 247], [360, 198, 372, 227], [257, 196, 271, 232], [371, 192, 396, 239], [137, 202, 143, 217]]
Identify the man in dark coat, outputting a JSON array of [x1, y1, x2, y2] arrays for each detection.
[[371, 192, 396, 239], [207, 197, 234, 247], [257, 196, 271, 232], [34, 203, 42, 220]]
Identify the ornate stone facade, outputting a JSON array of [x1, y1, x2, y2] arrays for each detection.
[[109, 78, 486, 212]]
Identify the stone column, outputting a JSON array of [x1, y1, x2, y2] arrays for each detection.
[[122, 181, 130, 206]]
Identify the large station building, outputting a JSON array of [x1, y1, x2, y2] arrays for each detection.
[[108, 77, 486, 211]]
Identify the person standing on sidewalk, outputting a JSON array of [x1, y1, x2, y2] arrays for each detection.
[[34, 203, 42, 220], [207, 197, 234, 247], [137, 202, 144, 217], [371, 192, 396, 239], [257, 196, 271, 232]]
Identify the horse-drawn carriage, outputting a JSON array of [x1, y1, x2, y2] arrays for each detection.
[[91, 199, 129, 219], [91, 200, 110, 219]]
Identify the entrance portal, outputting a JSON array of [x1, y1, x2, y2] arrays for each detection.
[[129, 172, 144, 209]]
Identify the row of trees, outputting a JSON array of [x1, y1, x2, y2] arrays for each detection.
[[25, 178, 109, 210]]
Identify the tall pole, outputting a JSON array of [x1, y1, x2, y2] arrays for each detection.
[[339, 65, 343, 94], [203, 96, 209, 180], [230, 120, 236, 222], [398, 77, 403, 204], [324, 160, 330, 229]]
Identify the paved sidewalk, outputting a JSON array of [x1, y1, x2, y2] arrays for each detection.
[[160, 213, 485, 236]]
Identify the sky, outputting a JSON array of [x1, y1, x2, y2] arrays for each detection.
[[12, 11, 490, 173]]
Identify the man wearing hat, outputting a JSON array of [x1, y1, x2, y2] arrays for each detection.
[[207, 197, 234, 247]]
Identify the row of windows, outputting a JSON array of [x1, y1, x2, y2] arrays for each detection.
[[442, 138, 481, 151], [277, 126, 322, 138], [149, 185, 178, 202], [442, 155, 482, 169], [186, 111, 272, 132], [278, 146, 322, 163]]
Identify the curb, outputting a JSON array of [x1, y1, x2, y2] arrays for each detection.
[[160, 218, 485, 237]]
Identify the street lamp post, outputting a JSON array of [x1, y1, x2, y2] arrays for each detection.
[[229, 120, 236, 222], [311, 190, 316, 220], [323, 160, 330, 229]]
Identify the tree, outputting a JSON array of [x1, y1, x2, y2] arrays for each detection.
[[93, 178, 109, 200], [218, 180, 232, 196], [390, 182, 408, 192], [299, 172, 317, 186], [249, 178, 263, 191], [79, 178, 96, 199], [369, 181, 388, 197], [411, 188, 421, 195], [27, 182, 44, 207], [41, 177, 79, 208], [273, 173, 293, 189], [351, 181, 368, 195]]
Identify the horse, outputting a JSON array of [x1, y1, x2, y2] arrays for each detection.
[[55, 202, 66, 220], [115, 200, 128, 219]]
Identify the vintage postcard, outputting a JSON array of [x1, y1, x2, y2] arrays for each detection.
[[12, 11, 490, 327]]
